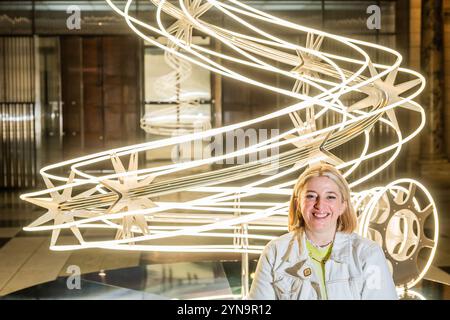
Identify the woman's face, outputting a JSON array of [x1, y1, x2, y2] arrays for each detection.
[[299, 176, 346, 234]]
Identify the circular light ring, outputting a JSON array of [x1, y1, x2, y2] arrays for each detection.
[[359, 179, 439, 289]]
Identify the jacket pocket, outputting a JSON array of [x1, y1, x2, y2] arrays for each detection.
[[327, 277, 363, 300], [272, 273, 301, 300]]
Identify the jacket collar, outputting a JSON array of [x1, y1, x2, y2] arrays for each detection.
[[283, 230, 351, 265]]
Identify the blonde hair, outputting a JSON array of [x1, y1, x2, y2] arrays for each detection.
[[288, 163, 357, 233]]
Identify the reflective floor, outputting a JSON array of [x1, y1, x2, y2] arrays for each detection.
[[1, 261, 449, 300], [3, 262, 240, 300]]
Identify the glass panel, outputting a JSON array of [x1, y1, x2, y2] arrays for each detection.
[[0, 1, 33, 35], [144, 48, 211, 102], [34, 0, 137, 35], [38, 37, 63, 165], [143, 44, 212, 161], [324, 1, 396, 35]]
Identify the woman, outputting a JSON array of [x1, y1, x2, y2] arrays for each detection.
[[247, 163, 398, 300]]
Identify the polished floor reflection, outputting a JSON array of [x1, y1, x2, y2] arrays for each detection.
[[3, 262, 237, 300], [2, 261, 449, 300]]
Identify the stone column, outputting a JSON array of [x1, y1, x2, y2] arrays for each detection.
[[419, 0, 450, 183], [420, 0, 446, 161]]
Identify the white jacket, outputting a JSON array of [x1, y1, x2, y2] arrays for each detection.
[[247, 230, 398, 300]]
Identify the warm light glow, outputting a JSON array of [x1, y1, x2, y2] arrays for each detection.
[[20, 0, 437, 290]]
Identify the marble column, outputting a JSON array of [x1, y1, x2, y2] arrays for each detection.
[[420, 0, 446, 161]]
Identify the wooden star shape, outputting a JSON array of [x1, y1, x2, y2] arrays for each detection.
[[101, 152, 156, 240], [165, 0, 212, 47], [25, 171, 96, 246], [348, 63, 422, 132]]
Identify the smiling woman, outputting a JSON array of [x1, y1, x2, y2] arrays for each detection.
[[289, 163, 356, 243], [247, 163, 398, 300]]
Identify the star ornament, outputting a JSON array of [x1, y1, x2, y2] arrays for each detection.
[[288, 33, 324, 138], [291, 32, 324, 96], [348, 63, 422, 132], [100, 152, 156, 240], [165, 0, 212, 47], [290, 129, 345, 170], [24, 171, 94, 247]]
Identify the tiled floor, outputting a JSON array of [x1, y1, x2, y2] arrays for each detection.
[[0, 185, 449, 299]]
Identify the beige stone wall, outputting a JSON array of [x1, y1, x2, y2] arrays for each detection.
[[445, 0, 450, 160], [407, 0, 422, 172], [407, 0, 450, 172]]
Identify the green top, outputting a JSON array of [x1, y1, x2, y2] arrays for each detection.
[[305, 239, 333, 300]]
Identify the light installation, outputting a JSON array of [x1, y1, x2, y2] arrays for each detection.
[[21, 0, 438, 293]]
